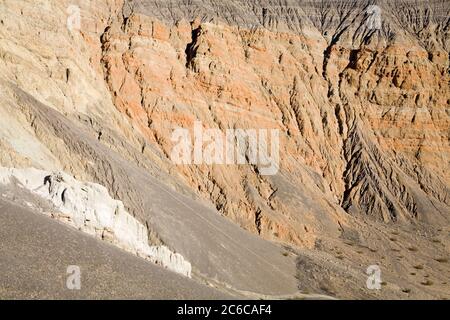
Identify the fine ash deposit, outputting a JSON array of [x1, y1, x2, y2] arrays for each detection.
[[0, 0, 448, 299]]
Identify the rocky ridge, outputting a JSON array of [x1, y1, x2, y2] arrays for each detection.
[[0, 167, 192, 277]]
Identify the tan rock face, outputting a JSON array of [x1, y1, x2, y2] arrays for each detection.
[[100, 2, 449, 232], [0, 0, 449, 298], [99, 16, 343, 247]]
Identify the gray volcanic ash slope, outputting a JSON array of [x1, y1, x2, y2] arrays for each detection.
[[0, 0, 448, 299]]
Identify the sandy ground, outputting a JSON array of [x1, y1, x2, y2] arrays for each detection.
[[0, 198, 234, 299]]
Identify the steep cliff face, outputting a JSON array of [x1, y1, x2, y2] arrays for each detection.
[[0, 0, 448, 299], [101, 0, 449, 231]]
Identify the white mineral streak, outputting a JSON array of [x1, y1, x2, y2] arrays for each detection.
[[0, 167, 192, 277]]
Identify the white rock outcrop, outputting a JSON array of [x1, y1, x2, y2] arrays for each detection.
[[0, 167, 192, 278]]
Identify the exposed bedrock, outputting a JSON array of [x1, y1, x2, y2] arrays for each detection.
[[0, 0, 448, 298], [0, 167, 192, 277]]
